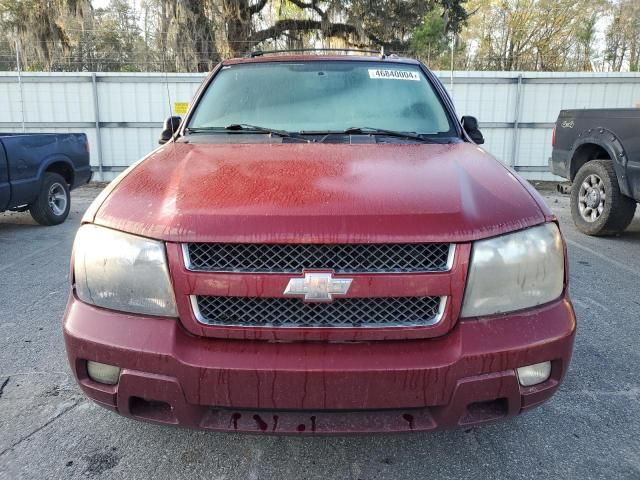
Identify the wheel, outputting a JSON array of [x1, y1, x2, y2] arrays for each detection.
[[29, 172, 71, 226], [570, 160, 636, 236]]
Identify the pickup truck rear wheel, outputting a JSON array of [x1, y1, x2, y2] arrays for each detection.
[[29, 172, 71, 226], [570, 160, 636, 236]]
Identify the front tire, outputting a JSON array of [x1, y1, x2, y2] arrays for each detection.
[[29, 172, 71, 226], [570, 160, 636, 236]]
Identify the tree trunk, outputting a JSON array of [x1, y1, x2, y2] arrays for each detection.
[[222, 0, 254, 58]]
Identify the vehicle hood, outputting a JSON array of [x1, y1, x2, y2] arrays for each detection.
[[90, 142, 550, 243]]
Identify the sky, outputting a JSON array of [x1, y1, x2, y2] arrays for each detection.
[[92, 0, 140, 8]]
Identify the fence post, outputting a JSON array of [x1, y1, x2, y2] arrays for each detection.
[[449, 37, 455, 94], [510, 73, 523, 168], [15, 40, 25, 132], [91, 73, 104, 181]]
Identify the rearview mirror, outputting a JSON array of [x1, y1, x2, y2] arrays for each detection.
[[159, 116, 182, 145], [461, 116, 484, 145]]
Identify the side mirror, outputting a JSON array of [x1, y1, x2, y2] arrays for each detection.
[[461, 116, 484, 145], [159, 116, 182, 144]]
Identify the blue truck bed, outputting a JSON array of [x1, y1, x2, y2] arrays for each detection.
[[0, 133, 91, 224]]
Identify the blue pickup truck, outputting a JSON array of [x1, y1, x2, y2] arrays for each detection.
[[0, 133, 92, 225]]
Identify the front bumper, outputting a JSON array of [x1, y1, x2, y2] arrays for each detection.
[[64, 295, 575, 434]]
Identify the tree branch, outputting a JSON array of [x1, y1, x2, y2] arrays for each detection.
[[248, 19, 361, 47], [248, 0, 269, 15], [286, 0, 325, 19], [247, 18, 400, 52]]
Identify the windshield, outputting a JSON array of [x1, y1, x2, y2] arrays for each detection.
[[188, 61, 455, 136]]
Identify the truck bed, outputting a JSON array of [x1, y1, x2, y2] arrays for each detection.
[[0, 133, 91, 212]]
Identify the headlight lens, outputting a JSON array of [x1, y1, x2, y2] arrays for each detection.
[[73, 225, 177, 317], [461, 223, 564, 317]]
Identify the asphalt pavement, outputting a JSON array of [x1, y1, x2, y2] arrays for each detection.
[[1, 184, 639, 479]]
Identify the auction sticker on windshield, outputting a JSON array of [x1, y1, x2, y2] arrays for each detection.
[[368, 69, 420, 81]]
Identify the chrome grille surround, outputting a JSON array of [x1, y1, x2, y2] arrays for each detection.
[[191, 295, 447, 328], [183, 243, 455, 274]]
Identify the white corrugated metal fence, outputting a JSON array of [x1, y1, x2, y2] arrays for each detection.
[[1, 71, 639, 182]]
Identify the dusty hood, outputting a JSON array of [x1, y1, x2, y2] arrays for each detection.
[[90, 142, 550, 243]]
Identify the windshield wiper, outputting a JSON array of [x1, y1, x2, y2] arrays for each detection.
[[343, 126, 440, 143], [187, 124, 311, 142]]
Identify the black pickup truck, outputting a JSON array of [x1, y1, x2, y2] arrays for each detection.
[[550, 109, 639, 236], [0, 133, 92, 225]]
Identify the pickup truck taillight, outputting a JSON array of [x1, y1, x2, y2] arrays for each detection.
[[551, 125, 556, 147]]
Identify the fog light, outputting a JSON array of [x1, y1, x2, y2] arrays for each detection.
[[516, 361, 551, 386], [87, 361, 121, 385]]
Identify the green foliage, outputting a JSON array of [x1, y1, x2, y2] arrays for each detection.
[[460, 0, 609, 71], [0, 0, 469, 70], [605, 0, 640, 72], [410, 10, 450, 67], [0, 0, 636, 72], [0, 0, 90, 69]]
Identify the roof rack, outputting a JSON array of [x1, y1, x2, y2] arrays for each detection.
[[247, 47, 388, 58]]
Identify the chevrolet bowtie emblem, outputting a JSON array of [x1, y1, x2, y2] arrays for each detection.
[[284, 272, 353, 302]]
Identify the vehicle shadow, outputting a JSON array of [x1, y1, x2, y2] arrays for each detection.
[[600, 214, 640, 242], [0, 212, 37, 225], [620, 215, 640, 235], [112, 403, 602, 479], [0, 212, 40, 231]]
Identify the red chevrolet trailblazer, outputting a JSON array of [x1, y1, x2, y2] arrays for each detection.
[[64, 52, 576, 434]]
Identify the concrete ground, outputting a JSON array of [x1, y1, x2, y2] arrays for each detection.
[[1, 184, 639, 480]]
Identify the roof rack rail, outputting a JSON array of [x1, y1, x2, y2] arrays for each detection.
[[247, 47, 388, 58]]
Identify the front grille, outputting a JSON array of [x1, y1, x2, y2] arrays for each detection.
[[185, 243, 452, 273], [193, 295, 444, 328]]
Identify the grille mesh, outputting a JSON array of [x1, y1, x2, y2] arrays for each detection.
[[194, 296, 443, 328], [186, 243, 451, 273]]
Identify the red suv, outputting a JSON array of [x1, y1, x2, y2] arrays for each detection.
[[64, 54, 575, 434]]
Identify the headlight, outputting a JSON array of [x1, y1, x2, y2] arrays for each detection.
[[73, 225, 177, 317], [461, 223, 564, 317]]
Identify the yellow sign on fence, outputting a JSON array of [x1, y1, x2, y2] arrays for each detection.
[[174, 102, 189, 115]]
